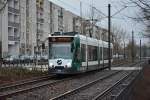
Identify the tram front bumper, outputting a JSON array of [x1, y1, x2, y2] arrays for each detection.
[[48, 67, 81, 74]]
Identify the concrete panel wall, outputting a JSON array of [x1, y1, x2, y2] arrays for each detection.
[[1, 4, 8, 57], [0, 0, 108, 57], [28, 0, 37, 55], [20, 0, 26, 55], [43, 0, 50, 41]]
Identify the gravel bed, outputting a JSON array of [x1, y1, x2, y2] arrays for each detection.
[[8, 70, 123, 100], [122, 71, 139, 85], [62, 71, 130, 100], [110, 71, 140, 99], [0, 76, 55, 92], [0, 79, 58, 95], [111, 60, 142, 68]]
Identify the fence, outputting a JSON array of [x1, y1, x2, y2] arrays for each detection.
[[0, 59, 49, 71]]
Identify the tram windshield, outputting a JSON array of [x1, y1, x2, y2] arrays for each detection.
[[49, 43, 72, 59]]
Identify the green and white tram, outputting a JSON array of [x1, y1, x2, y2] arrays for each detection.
[[48, 32, 113, 74]]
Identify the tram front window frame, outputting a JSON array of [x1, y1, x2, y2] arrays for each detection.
[[49, 43, 73, 59]]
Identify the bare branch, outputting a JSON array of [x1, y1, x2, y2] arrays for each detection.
[[138, 0, 150, 9], [0, 0, 7, 12]]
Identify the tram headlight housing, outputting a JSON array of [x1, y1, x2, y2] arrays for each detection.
[[49, 63, 54, 68], [67, 62, 71, 68]]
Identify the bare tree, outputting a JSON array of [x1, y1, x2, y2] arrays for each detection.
[[112, 25, 122, 52], [0, 0, 7, 13], [123, 0, 150, 38], [111, 24, 128, 60]]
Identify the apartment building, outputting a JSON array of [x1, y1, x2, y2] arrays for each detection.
[[27, 0, 84, 56], [0, 0, 109, 58], [63, 10, 77, 32], [0, 0, 77, 57], [0, 0, 20, 57]]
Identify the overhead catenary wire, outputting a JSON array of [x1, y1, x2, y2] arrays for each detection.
[[111, 6, 128, 17], [82, 0, 107, 17], [68, 0, 107, 18], [51, 0, 145, 37], [55, 0, 130, 21], [56, 0, 80, 13], [111, 4, 128, 22]]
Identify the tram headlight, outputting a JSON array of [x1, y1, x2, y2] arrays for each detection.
[[67, 62, 71, 68], [49, 63, 54, 67]]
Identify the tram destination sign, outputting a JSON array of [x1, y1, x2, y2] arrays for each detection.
[[49, 37, 73, 42]]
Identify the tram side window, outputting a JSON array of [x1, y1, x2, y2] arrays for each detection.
[[110, 48, 112, 59], [99, 47, 102, 60], [81, 44, 86, 62], [93, 46, 98, 60], [74, 48, 81, 62], [103, 48, 113, 59], [103, 48, 108, 60], [88, 45, 91, 61], [88, 45, 98, 61], [76, 48, 81, 62], [49, 44, 52, 58]]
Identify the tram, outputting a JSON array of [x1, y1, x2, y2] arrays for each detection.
[[48, 32, 113, 74]]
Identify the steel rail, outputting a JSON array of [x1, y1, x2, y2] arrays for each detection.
[[0, 75, 72, 99], [0, 61, 142, 99], [0, 70, 100, 99], [49, 71, 122, 100], [112, 71, 141, 100], [92, 61, 142, 100], [0, 75, 55, 91], [92, 71, 134, 100]]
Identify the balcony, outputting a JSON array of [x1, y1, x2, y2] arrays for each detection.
[[8, 7, 20, 14], [14, 0, 18, 2], [37, 7, 43, 13], [8, 36, 20, 41], [8, 36, 14, 41], [8, 36, 15, 45], [8, 21, 20, 28], [37, 18, 44, 23], [37, 29, 44, 33]]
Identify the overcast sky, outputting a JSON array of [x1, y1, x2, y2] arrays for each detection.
[[49, 0, 147, 44]]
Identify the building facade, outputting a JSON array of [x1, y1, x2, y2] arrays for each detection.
[[0, 0, 109, 58]]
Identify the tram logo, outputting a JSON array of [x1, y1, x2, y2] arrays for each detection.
[[57, 60, 62, 65]]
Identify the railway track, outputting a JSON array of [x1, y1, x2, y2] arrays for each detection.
[[49, 70, 122, 100], [92, 62, 142, 100], [0, 71, 118, 99], [92, 71, 139, 100], [0, 61, 131, 89], [0, 74, 72, 99], [0, 75, 54, 90], [0, 61, 142, 100], [49, 61, 142, 100], [0, 71, 122, 100], [112, 60, 143, 67]]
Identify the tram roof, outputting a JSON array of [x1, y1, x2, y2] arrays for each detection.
[[48, 32, 113, 47]]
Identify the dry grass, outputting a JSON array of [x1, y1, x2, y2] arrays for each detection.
[[112, 59, 131, 65], [0, 67, 48, 84]]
